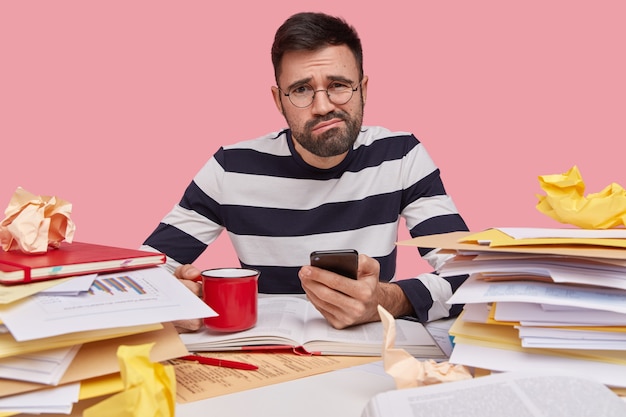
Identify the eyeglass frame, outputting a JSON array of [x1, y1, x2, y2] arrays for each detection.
[[277, 79, 362, 108]]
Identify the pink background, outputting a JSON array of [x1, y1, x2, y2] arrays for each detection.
[[2, 1, 625, 279]]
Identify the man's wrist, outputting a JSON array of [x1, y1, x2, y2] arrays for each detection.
[[376, 282, 414, 318]]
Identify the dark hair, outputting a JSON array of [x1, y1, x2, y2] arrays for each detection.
[[271, 12, 363, 83]]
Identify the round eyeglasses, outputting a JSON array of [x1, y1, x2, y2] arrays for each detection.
[[278, 81, 361, 108]]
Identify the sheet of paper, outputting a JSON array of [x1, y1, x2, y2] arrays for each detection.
[[458, 303, 491, 323], [0, 267, 217, 341], [0, 323, 161, 360], [170, 350, 379, 403], [361, 371, 626, 417], [0, 187, 75, 254], [449, 342, 626, 388], [378, 306, 471, 390], [176, 361, 395, 417], [82, 343, 176, 417], [517, 326, 626, 342], [0, 382, 80, 414], [447, 274, 626, 314], [0, 322, 186, 399], [450, 315, 626, 366], [498, 227, 626, 239], [39, 274, 97, 295], [440, 256, 626, 290], [0, 344, 81, 385], [0, 277, 74, 305], [467, 228, 626, 248], [494, 302, 626, 326], [471, 252, 626, 267], [521, 338, 626, 350], [517, 326, 626, 339], [397, 231, 626, 260], [424, 318, 455, 358]]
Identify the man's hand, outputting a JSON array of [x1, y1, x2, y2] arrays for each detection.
[[298, 254, 414, 329], [172, 264, 204, 333]]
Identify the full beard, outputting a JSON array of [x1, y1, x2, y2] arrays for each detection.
[[293, 109, 363, 158]]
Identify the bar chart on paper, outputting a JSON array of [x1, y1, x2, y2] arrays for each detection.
[[0, 267, 217, 341], [35, 273, 160, 316], [90, 276, 149, 296]]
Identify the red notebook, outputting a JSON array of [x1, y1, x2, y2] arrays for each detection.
[[0, 242, 166, 285]]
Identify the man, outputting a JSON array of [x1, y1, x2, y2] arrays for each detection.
[[143, 12, 469, 332]]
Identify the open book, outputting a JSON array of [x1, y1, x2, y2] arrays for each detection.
[[180, 296, 445, 358], [361, 372, 626, 417]]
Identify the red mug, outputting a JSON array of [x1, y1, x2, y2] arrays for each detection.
[[201, 268, 259, 332]]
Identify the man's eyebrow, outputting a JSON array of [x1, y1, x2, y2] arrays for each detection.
[[326, 75, 356, 84], [285, 77, 313, 90], [285, 75, 357, 90]]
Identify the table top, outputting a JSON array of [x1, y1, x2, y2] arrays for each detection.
[[175, 318, 456, 417], [176, 361, 395, 417]]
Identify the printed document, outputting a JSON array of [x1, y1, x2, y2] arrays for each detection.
[[361, 371, 626, 417], [0, 267, 217, 341]]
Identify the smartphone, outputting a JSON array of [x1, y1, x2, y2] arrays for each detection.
[[310, 249, 358, 279]]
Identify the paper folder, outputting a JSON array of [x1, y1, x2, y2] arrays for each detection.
[[0, 322, 187, 398], [449, 315, 626, 366], [460, 228, 626, 249], [398, 231, 626, 260]]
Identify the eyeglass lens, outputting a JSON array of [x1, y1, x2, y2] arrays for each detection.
[[286, 82, 358, 108]]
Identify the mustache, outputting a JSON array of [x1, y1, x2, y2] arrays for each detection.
[[304, 111, 348, 131]]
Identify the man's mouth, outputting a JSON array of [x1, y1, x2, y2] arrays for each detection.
[[311, 118, 343, 134]]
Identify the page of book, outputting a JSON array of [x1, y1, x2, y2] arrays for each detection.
[[361, 372, 626, 417], [299, 300, 440, 356], [181, 296, 309, 350], [181, 296, 444, 358]]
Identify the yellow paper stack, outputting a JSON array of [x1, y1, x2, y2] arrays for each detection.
[[398, 167, 626, 393], [0, 264, 206, 416], [0, 188, 215, 415], [0, 320, 185, 416], [399, 228, 626, 391]]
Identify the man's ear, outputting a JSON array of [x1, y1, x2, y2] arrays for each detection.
[[360, 75, 369, 105], [271, 86, 284, 114]]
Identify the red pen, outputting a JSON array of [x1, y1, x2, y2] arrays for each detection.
[[178, 355, 258, 371]]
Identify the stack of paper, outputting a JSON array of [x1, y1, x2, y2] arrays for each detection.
[[0, 266, 216, 414], [399, 228, 626, 389]]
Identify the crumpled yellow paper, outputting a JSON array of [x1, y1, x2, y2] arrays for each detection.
[[378, 305, 472, 389], [536, 166, 626, 229], [0, 187, 76, 253], [83, 343, 176, 417]]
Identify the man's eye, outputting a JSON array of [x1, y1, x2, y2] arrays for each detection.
[[291, 85, 312, 95], [329, 82, 351, 92]]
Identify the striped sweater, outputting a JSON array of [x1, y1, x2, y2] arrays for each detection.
[[143, 126, 468, 322]]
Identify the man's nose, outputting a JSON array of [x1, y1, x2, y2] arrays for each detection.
[[310, 89, 335, 114]]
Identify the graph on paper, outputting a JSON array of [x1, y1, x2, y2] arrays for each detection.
[[34, 272, 163, 315], [90, 276, 149, 296], [0, 267, 218, 342]]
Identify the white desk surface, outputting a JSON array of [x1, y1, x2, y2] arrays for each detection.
[[175, 318, 455, 416], [176, 361, 395, 417]]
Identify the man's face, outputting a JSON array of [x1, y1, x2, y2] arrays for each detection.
[[272, 45, 368, 167]]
